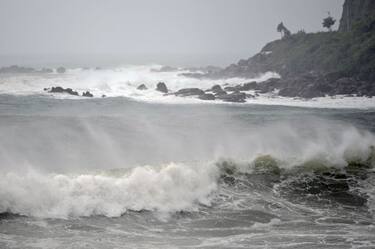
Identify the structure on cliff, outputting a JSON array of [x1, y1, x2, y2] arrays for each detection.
[[339, 0, 375, 32]]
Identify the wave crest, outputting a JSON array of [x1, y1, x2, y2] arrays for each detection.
[[0, 163, 218, 218]]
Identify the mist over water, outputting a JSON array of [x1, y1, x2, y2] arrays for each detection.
[[2, 0, 375, 247], [0, 94, 374, 219], [0, 64, 374, 248], [0, 95, 374, 173]]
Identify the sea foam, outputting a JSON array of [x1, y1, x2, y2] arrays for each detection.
[[0, 163, 218, 218]]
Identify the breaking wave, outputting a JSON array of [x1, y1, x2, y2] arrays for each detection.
[[0, 163, 219, 219], [0, 144, 373, 219]]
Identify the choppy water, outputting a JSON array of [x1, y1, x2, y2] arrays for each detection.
[[0, 67, 375, 248]]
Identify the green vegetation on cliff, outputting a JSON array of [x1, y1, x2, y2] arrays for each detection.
[[217, 0, 375, 82], [254, 14, 375, 81]]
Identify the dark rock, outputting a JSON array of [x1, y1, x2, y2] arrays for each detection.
[[332, 77, 359, 95], [49, 86, 64, 93], [199, 93, 215, 100], [56, 67, 66, 73], [137, 84, 148, 90], [300, 86, 325, 98], [214, 90, 228, 97], [48, 86, 79, 96], [156, 82, 168, 93], [82, 91, 94, 97], [278, 87, 299, 97], [65, 88, 79, 96], [175, 88, 205, 97], [224, 85, 242, 92], [339, 0, 375, 32], [207, 85, 227, 96], [239, 81, 257, 91], [276, 74, 328, 98], [253, 78, 281, 93], [101, 95, 106, 98], [217, 91, 247, 103], [209, 85, 223, 93]]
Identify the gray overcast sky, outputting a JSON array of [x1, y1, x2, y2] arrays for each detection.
[[0, 0, 344, 66]]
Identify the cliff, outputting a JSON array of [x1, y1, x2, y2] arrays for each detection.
[[339, 0, 375, 32], [192, 0, 375, 83]]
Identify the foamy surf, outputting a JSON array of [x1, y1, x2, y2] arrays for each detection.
[[0, 163, 218, 219], [1, 65, 374, 109], [1, 66, 375, 249]]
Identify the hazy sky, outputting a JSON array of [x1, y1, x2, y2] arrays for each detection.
[[0, 0, 344, 66]]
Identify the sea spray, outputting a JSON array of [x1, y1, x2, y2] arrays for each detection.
[[0, 163, 219, 218]]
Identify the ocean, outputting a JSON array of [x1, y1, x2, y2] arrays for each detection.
[[0, 65, 374, 248]]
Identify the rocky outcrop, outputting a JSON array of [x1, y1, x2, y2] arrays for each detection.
[[207, 85, 227, 96], [181, 0, 375, 98], [156, 82, 168, 93], [45, 87, 97, 97], [82, 91, 94, 97], [46, 86, 79, 96], [216, 91, 247, 103], [175, 88, 205, 97], [199, 93, 215, 101], [339, 0, 375, 32], [273, 74, 374, 98]]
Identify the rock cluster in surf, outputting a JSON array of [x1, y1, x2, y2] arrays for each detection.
[[44, 87, 95, 97]]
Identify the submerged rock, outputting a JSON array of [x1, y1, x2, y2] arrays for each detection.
[[137, 84, 148, 90], [156, 82, 168, 93]]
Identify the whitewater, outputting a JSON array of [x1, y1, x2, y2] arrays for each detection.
[[0, 65, 374, 109], [0, 65, 375, 248]]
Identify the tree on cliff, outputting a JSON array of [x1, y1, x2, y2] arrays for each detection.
[[277, 22, 291, 38], [323, 12, 336, 31]]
